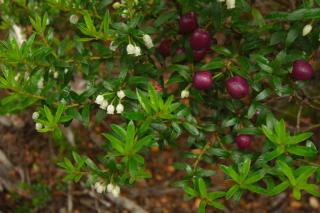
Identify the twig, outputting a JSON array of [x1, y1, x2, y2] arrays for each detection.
[[67, 183, 73, 213], [296, 104, 303, 132]]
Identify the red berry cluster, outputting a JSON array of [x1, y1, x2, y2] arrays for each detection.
[[158, 12, 315, 150]]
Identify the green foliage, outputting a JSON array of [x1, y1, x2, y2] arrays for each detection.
[[1, 0, 320, 212]]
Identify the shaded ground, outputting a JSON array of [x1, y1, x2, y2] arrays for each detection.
[[0, 114, 319, 213]]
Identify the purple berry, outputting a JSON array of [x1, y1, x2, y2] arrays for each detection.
[[193, 49, 207, 62], [179, 12, 198, 34], [193, 71, 213, 90], [236, 135, 252, 150], [189, 28, 211, 50], [226, 76, 250, 99], [292, 60, 313, 81], [158, 39, 172, 57]]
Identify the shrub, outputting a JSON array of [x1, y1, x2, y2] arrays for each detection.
[[1, 0, 320, 212]]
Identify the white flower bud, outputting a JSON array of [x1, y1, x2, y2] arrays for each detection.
[[302, 24, 313, 36], [116, 103, 124, 114], [35, 123, 43, 130], [94, 182, 106, 194], [69, 14, 79, 24], [113, 2, 123, 9], [181, 90, 190, 99], [14, 73, 20, 81], [95, 95, 104, 105], [100, 100, 109, 110], [109, 41, 118, 51], [32, 112, 39, 120], [53, 71, 59, 79], [126, 44, 136, 55], [37, 77, 44, 89], [112, 185, 120, 197], [226, 0, 235, 9], [107, 183, 113, 192], [143, 34, 154, 49], [64, 68, 69, 74], [134, 46, 141, 56], [117, 90, 126, 99], [107, 104, 115, 114]]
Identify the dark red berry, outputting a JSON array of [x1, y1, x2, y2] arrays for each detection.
[[226, 76, 250, 99], [292, 60, 313, 81], [158, 39, 172, 57], [235, 135, 252, 150], [179, 12, 198, 34], [193, 71, 213, 90], [189, 28, 211, 50], [193, 49, 207, 62]]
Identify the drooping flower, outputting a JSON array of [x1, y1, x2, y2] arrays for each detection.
[[32, 112, 39, 120], [180, 90, 190, 99], [116, 103, 124, 114], [95, 95, 104, 105], [143, 34, 154, 49], [94, 182, 107, 194], [302, 24, 313, 36], [69, 14, 79, 24], [117, 90, 126, 99], [226, 0, 236, 9], [127, 44, 136, 55], [35, 123, 43, 130], [107, 104, 115, 114]]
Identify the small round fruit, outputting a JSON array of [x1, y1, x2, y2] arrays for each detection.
[[236, 135, 252, 150], [179, 12, 198, 34], [158, 39, 172, 57], [193, 49, 207, 62], [292, 60, 313, 81], [226, 76, 250, 99], [193, 71, 213, 90], [189, 28, 211, 50]]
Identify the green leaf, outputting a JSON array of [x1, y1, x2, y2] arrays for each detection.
[[55, 103, 65, 123], [220, 165, 240, 183], [287, 146, 317, 157], [207, 191, 225, 200], [269, 181, 290, 195], [44, 106, 54, 123], [286, 28, 299, 47], [126, 121, 135, 146], [237, 127, 261, 135], [296, 167, 317, 184], [198, 201, 206, 213], [288, 132, 313, 145], [277, 160, 296, 185], [111, 124, 126, 138], [240, 159, 251, 180], [154, 11, 176, 27], [183, 122, 199, 136], [184, 187, 198, 197], [136, 89, 151, 113], [244, 170, 265, 184], [212, 46, 232, 56], [226, 184, 240, 199], [197, 178, 207, 198], [200, 58, 224, 70], [104, 133, 125, 154], [81, 105, 90, 127]]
